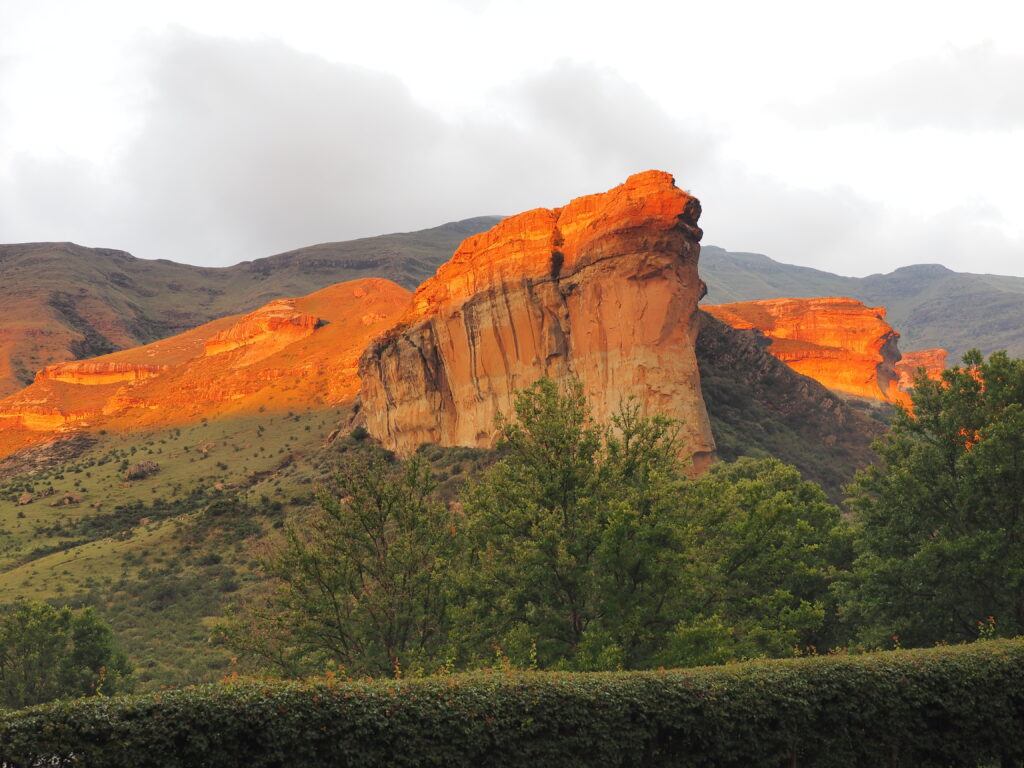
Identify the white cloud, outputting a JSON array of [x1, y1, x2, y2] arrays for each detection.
[[0, 27, 1021, 281], [783, 43, 1024, 131], [1, 32, 717, 265]]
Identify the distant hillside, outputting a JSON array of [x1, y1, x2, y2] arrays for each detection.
[[0, 217, 499, 396], [696, 312, 884, 498], [700, 245, 1024, 364]]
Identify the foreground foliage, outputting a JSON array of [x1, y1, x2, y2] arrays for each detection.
[[0, 599, 131, 709], [845, 350, 1024, 645], [3, 640, 1023, 768], [227, 380, 846, 675], [222, 452, 456, 677]]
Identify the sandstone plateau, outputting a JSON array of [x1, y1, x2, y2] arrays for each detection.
[[0, 280, 410, 459], [702, 297, 909, 404], [357, 170, 717, 469], [896, 348, 948, 391]]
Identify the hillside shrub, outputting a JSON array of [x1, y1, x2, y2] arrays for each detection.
[[2, 639, 1023, 767]]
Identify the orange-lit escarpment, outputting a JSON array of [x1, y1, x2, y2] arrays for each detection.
[[0, 279, 410, 458], [36, 361, 169, 386], [896, 348, 948, 391], [357, 170, 717, 468], [702, 297, 909, 404]]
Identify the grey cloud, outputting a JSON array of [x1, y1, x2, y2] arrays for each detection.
[[2, 29, 1020, 280], [3, 34, 717, 265], [116, 31, 451, 263], [782, 44, 1024, 131]]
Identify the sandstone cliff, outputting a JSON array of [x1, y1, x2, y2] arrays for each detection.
[[896, 348, 948, 391], [696, 311, 884, 498], [702, 297, 908, 404], [357, 171, 716, 468], [37, 361, 169, 386], [0, 279, 410, 458]]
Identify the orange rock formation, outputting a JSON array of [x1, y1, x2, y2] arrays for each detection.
[[896, 348, 948, 390], [203, 299, 320, 360], [702, 297, 909, 404], [37, 361, 169, 386], [358, 170, 717, 468], [0, 279, 410, 458]]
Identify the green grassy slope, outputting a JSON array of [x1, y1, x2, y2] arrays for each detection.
[[0, 217, 500, 395], [700, 245, 1024, 363], [0, 411, 497, 690]]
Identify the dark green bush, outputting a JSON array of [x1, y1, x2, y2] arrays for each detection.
[[2, 639, 1023, 767]]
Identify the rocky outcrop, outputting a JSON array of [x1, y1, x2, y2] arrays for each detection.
[[696, 311, 884, 499], [0, 279, 410, 456], [124, 460, 160, 480], [358, 170, 716, 469], [702, 297, 908, 404], [896, 348, 948, 391], [37, 361, 169, 385], [204, 299, 320, 362]]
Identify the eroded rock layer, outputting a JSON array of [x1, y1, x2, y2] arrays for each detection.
[[896, 348, 948, 391], [37, 361, 169, 386], [702, 297, 908, 403], [0, 279, 410, 458], [358, 170, 717, 468]]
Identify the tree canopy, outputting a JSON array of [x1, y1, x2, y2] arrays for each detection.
[[455, 380, 844, 670], [843, 350, 1024, 645], [228, 379, 851, 675], [222, 450, 457, 678], [0, 599, 131, 709]]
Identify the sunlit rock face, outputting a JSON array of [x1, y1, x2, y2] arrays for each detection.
[[702, 297, 909, 404], [36, 361, 169, 386], [357, 170, 717, 469], [896, 348, 948, 391], [0, 279, 410, 458], [203, 299, 320, 361]]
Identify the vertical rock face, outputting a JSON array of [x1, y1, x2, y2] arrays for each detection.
[[896, 348, 948, 391], [702, 297, 909, 403], [358, 170, 717, 468]]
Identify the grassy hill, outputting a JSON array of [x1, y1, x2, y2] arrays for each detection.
[[700, 245, 1024, 363], [0, 217, 499, 396], [0, 311, 882, 690]]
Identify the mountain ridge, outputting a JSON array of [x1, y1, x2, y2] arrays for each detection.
[[700, 245, 1024, 362], [0, 217, 501, 397]]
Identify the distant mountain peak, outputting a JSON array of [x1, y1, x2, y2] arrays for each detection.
[[885, 263, 954, 277]]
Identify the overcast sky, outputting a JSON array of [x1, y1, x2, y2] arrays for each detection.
[[0, 0, 1021, 276]]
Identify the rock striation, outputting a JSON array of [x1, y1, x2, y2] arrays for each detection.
[[37, 361, 169, 386], [203, 300, 320, 360], [357, 170, 717, 468], [896, 348, 948, 391], [0, 279, 410, 458], [702, 297, 908, 404]]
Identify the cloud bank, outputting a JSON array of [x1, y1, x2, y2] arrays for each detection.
[[0, 29, 1021, 278]]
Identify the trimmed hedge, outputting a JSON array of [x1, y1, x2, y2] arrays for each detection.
[[2, 640, 1024, 767]]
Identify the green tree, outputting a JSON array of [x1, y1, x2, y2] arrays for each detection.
[[662, 458, 848, 666], [224, 451, 457, 677], [0, 599, 131, 709], [455, 379, 691, 669], [843, 350, 1024, 646], [455, 381, 846, 670]]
